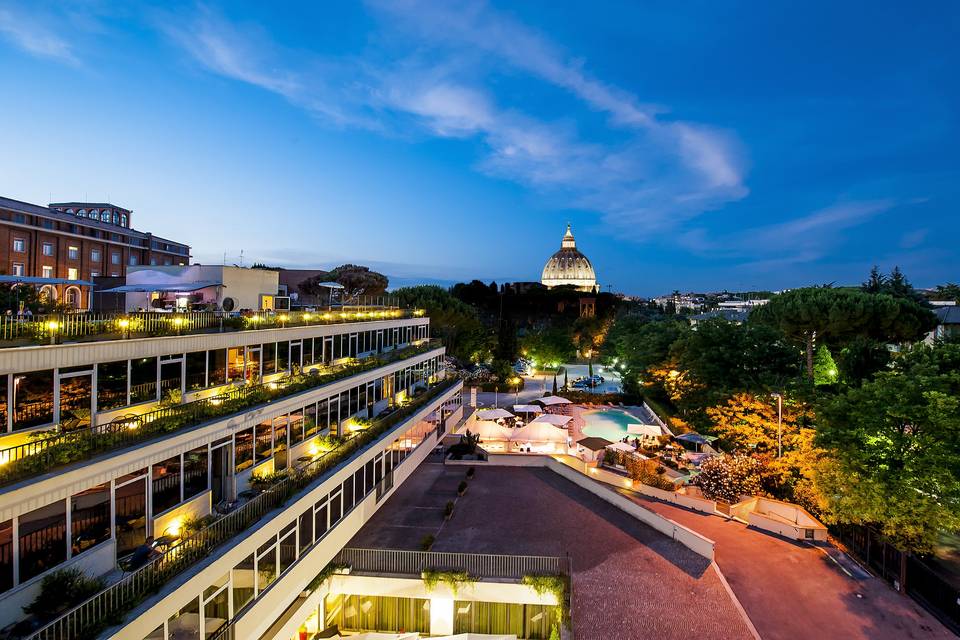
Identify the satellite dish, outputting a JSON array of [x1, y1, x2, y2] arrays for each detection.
[[221, 297, 236, 312]]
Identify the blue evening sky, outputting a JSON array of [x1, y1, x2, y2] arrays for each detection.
[[0, 1, 957, 295]]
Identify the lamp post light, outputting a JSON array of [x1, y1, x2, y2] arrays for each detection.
[[46, 320, 59, 345], [118, 318, 130, 340], [772, 392, 783, 458], [172, 316, 185, 336]]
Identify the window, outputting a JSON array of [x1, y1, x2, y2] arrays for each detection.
[[11, 263, 24, 276], [186, 351, 207, 390], [234, 428, 253, 473], [97, 361, 127, 411], [120, 214, 127, 226], [71, 483, 111, 556], [130, 357, 157, 404], [101, 212, 110, 222], [233, 554, 255, 611], [90, 271, 99, 278], [152, 455, 182, 514], [0, 520, 12, 594], [19, 501, 66, 583], [12, 238, 25, 253], [111, 252, 121, 265], [183, 446, 208, 500], [256, 539, 276, 593], [90, 248, 101, 262], [41, 242, 54, 256], [41, 266, 53, 279], [13, 370, 54, 430], [67, 268, 78, 281], [68, 246, 79, 260], [129, 254, 138, 266]]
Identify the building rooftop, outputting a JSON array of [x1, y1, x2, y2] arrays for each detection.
[[348, 463, 753, 640]]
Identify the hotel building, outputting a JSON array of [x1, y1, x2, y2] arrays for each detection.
[[0, 305, 473, 639], [0, 197, 191, 310]]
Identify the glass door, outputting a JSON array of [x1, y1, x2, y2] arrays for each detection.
[[57, 368, 94, 430], [245, 346, 261, 384], [322, 337, 333, 365], [211, 443, 232, 505], [114, 472, 147, 556]]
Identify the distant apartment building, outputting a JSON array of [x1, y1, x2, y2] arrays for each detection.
[[0, 197, 191, 309]]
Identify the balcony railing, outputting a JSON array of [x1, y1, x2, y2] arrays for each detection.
[[334, 548, 571, 581], [27, 376, 461, 640], [0, 340, 443, 489], [0, 303, 420, 347]]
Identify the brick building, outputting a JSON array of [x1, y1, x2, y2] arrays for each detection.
[[0, 196, 190, 309]]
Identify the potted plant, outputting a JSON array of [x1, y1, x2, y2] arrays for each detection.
[[466, 467, 475, 480], [444, 501, 455, 520], [457, 480, 467, 496]]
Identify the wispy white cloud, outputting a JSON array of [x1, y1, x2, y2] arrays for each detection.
[[159, 1, 749, 237], [0, 7, 78, 65], [679, 199, 899, 267]]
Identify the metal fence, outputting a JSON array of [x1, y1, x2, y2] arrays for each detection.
[[334, 548, 570, 581], [0, 339, 443, 488], [28, 377, 461, 640], [0, 303, 412, 345]]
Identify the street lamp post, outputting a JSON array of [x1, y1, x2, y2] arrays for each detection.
[[772, 392, 783, 458]]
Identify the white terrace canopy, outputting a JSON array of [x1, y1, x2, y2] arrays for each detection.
[[627, 424, 664, 439], [530, 414, 572, 427], [476, 408, 515, 421], [512, 404, 543, 414], [534, 396, 572, 406]]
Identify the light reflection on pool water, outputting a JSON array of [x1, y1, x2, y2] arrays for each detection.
[[581, 408, 642, 441]]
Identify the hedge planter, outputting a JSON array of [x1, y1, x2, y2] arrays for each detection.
[[457, 481, 468, 496]]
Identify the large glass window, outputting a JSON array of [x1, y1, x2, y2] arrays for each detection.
[[227, 347, 244, 381], [183, 445, 208, 500], [97, 361, 127, 411], [273, 416, 288, 471], [203, 574, 230, 639], [255, 420, 272, 462], [262, 342, 276, 376], [298, 509, 313, 555], [71, 483, 110, 556], [304, 403, 318, 439], [277, 341, 290, 372], [314, 499, 328, 538], [130, 357, 157, 404], [329, 489, 342, 526], [159, 359, 182, 402], [19, 501, 66, 583], [186, 351, 207, 390], [152, 455, 182, 514], [233, 554, 255, 612], [167, 596, 201, 640], [256, 539, 276, 593], [0, 520, 11, 594], [289, 408, 304, 445], [12, 370, 54, 430], [235, 428, 254, 473], [278, 522, 296, 574], [115, 471, 147, 555], [208, 349, 227, 386]]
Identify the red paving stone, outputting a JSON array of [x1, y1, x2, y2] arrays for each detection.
[[619, 489, 954, 640], [351, 463, 753, 640]]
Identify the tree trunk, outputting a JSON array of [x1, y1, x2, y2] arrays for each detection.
[[805, 332, 814, 380]]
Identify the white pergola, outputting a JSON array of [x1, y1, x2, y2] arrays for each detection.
[[534, 396, 572, 406]]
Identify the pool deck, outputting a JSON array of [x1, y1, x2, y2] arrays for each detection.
[[562, 403, 660, 445], [349, 462, 754, 640]]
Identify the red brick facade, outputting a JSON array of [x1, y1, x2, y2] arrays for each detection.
[[0, 197, 190, 309]]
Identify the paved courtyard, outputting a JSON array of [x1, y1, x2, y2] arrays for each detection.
[[618, 488, 954, 640], [350, 463, 753, 640]]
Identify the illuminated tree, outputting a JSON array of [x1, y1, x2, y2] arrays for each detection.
[[816, 343, 960, 553], [812, 345, 838, 386], [694, 455, 763, 503]]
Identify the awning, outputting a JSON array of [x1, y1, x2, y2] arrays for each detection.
[[316, 282, 345, 289], [627, 424, 663, 438], [606, 441, 636, 452], [0, 275, 95, 286], [476, 408, 514, 420], [576, 436, 614, 451], [534, 396, 572, 406], [530, 414, 572, 427], [512, 404, 543, 414], [100, 280, 223, 293], [675, 432, 717, 445]]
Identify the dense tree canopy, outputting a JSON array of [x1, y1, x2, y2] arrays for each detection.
[[393, 286, 489, 363], [299, 264, 389, 299], [752, 287, 936, 377], [816, 343, 960, 552]]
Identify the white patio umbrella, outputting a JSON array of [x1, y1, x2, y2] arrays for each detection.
[[512, 404, 543, 414], [535, 396, 572, 406], [476, 408, 515, 420], [531, 414, 573, 427], [627, 423, 663, 438], [606, 441, 636, 452]]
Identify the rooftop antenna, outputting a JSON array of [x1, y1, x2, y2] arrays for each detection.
[[223, 252, 227, 266], [239, 249, 244, 268]]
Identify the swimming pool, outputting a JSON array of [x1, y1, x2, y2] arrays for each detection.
[[581, 408, 642, 441]]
